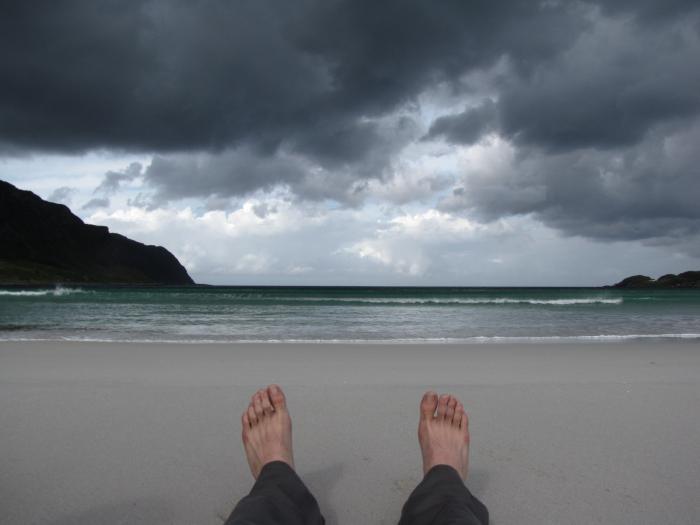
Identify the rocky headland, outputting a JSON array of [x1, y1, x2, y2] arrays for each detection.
[[0, 180, 194, 285], [610, 271, 700, 288]]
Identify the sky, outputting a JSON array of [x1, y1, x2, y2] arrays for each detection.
[[1, 0, 699, 286]]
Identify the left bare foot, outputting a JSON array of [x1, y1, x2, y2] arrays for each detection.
[[241, 384, 294, 479]]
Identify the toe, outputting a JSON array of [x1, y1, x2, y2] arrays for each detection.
[[241, 412, 251, 442], [247, 405, 258, 425], [453, 403, 464, 427], [261, 389, 273, 414], [461, 410, 470, 433], [436, 394, 450, 420], [268, 384, 287, 411], [253, 392, 265, 417], [420, 391, 438, 420], [446, 396, 457, 421]]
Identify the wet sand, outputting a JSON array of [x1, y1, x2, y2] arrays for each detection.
[[1, 341, 699, 524]]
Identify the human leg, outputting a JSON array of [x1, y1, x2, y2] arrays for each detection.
[[225, 385, 325, 525], [398, 392, 488, 525]]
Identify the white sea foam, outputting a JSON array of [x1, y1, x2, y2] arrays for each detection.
[[0, 286, 84, 297], [0, 288, 622, 305], [297, 297, 624, 305]]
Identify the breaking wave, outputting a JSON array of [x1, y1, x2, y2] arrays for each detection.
[[296, 297, 624, 306], [0, 286, 84, 297]]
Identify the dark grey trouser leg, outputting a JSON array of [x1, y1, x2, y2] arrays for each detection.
[[225, 461, 325, 525], [398, 465, 489, 525]]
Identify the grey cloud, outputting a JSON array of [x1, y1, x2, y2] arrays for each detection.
[[126, 193, 159, 211], [140, 115, 417, 205], [253, 203, 277, 219], [424, 4, 700, 248], [497, 15, 700, 152], [142, 147, 381, 206], [203, 195, 238, 212], [48, 186, 75, 205], [143, 148, 306, 201], [425, 100, 498, 145], [378, 173, 454, 206], [95, 162, 142, 194], [424, 11, 700, 153], [81, 197, 111, 210], [441, 120, 700, 250]]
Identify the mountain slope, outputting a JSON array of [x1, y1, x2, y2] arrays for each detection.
[[0, 180, 194, 285]]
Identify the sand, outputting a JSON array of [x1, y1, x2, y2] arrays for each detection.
[[1, 340, 699, 524]]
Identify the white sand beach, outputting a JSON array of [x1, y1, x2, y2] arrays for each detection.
[[1, 341, 699, 524]]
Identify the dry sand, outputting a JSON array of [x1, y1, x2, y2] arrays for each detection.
[[1, 340, 699, 524]]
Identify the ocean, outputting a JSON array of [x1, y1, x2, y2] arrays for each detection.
[[1, 285, 699, 343]]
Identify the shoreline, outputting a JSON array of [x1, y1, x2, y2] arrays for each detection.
[[2, 340, 699, 524], [2, 334, 700, 345]]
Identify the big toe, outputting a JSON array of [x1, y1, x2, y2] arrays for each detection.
[[420, 391, 438, 420], [268, 384, 287, 411]]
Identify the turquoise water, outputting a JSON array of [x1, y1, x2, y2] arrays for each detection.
[[1, 285, 699, 343]]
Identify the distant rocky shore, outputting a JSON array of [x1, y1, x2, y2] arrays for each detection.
[[610, 271, 700, 288], [0, 180, 194, 285]]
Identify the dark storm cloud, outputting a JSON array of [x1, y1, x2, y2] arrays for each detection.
[[424, 3, 700, 247], [2, 0, 699, 246], [425, 100, 498, 145], [440, 120, 700, 248], [0, 0, 586, 160], [141, 145, 385, 205], [139, 116, 417, 204], [598, 0, 700, 22], [496, 16, 700, 152], [426, 9, 700, 152]]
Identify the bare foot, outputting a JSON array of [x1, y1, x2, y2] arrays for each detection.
[[418, 391, 470, 479], [241, 384, 294, 479]]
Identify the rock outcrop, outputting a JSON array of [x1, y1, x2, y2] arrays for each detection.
[[0, 180, 194, 284], [611, 271, 700, 288]]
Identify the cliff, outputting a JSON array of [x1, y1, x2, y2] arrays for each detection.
[[611, 271, 700, 289], [0, 180, 194, 285]]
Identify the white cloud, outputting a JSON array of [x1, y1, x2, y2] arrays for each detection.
[[232, 253, 274, 274], [345, 239, 428, 276], [87, 196, 325, 238], [83, 195, 353, 283], [388, 209, 481, 239], [344, 208, 512, 276], [5, 150, 700, 286]]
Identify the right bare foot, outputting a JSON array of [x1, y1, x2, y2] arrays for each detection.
[[418, 391, 470, 479], [241, 384, 294, 479]]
